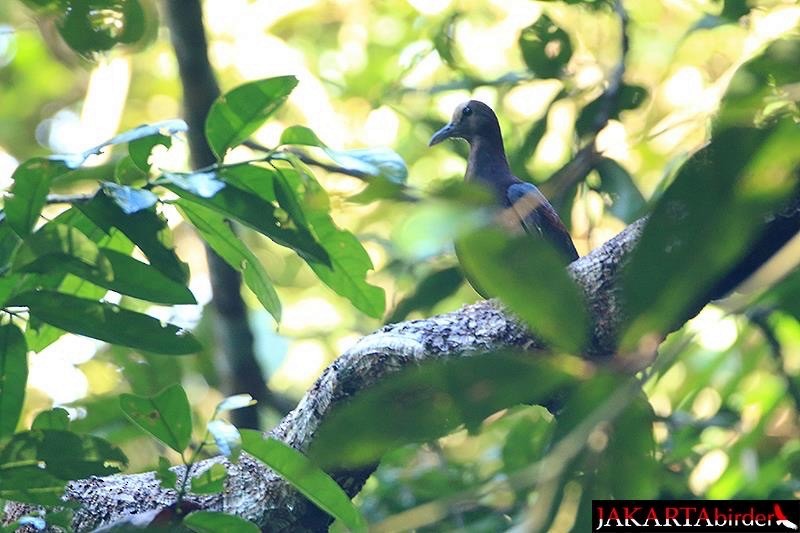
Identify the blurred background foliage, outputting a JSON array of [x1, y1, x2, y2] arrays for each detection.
[[1, 0, 800, 531]]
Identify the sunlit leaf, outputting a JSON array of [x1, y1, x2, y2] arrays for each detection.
[[312, 352, 584, 468], [190, 463, 227, 495], [184, 511, 259, 533], [12, 290, 201, 355], [78, 191, 189, 283], [241, 431, 368, 533], [280, 125, 325, 147], [205, 75, 299, 159], [207, 420, 241, 462], [157, 172, 226, 198], [177, 200, 281, 321], [57, 0, 147, 55], [518, 14, 573, 79], [0, 323, 27, 437], [100, 182, 158, 214], [5, 158, 68, 236], [215, 394, 257, 415], [119, 384, 192, 453], [31, 408, 69, 431], [164, 178, 329, 265], [327, 147, 408, 184]]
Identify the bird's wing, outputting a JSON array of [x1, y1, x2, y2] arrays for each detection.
[[505, 182, 579, 263]]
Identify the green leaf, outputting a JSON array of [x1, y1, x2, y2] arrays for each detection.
[[113, 155, 149, 185], [311, 352, 581, 468], [12, 290, 201, 355], [119, 384, 192, 453], [304, 211, 385, 318], [184, 511, 259, 533], [100, 182, 158, 214], [621, 122, 800, 349], [177, 201, 281, 321], [5, 158, 68, 236], [156, 456, 177, 489], [576, 84, 648, 137], [457, 227, 589, 353], [207, 420, 241, 462], [190, 463, 227, 495], [595, 157, 646, 223], [31, 408, 70, 431], [205, 75, 299, 159], [241, 431, 368, 533], [0, 429, 128, 480], [280, 125, 325, 147], [57, 0, 147, 54], [327, 147, 408, 184], [0, 465, 66, 506], [78, 191, 189, 283], [386, 266, 463, 323], [163, 178, 329, 265], [519, 14, 573, 78], [0, 324, 27, 437]]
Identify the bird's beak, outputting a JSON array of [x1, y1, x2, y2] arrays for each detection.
[[428, 123, 456, 146]]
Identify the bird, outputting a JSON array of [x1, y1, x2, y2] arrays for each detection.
[[428, 100, 579, 267]]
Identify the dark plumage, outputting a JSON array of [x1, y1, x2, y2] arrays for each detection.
[[429, 100, 579, 264]]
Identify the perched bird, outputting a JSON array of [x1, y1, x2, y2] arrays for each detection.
[[429, 100, 579, 264]]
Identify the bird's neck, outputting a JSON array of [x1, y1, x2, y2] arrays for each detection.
[[465, 135, 515, 196]]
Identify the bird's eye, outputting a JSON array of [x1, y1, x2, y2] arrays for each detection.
[[462, 106, 472, 117]]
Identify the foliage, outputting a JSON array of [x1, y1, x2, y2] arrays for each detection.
[[1, 0, 800, 531]]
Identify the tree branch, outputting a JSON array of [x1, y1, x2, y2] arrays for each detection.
[[5, 190, 800, 530]]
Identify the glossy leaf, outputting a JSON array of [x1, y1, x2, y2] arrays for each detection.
[[215, 394, 257, 415], [177, 200, 281, 321], [280, 125, 325, 147], [157, 172, 225, 198], [119, 384, 192, 453], [184, 511, 259, 533], [57, 0, 147, 54], [78, 191, 189, 283], [164, 179, 328, 265], [595, 157, 646, 223], [241, 431, 368, 533], [31, 408, 69, 431], [5, 158, 68, 236], [311, 352, 582, 468], [207, 420, 241, 462], [327, 147, 408, 184], [13, 290, 201, 355], [0, 323, 27, 437], [206, 75, 299, 159], [101, 182, 158, 214], [457, 227, 588, 353], [190, 463, 227, 495], [304, 210, 385, 318], [519, 15, 573, 78]]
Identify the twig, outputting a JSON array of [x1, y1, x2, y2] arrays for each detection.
[[44, 193, 94, 205]]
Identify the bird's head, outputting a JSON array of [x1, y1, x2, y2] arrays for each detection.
[[428, 100, 501, 147]]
